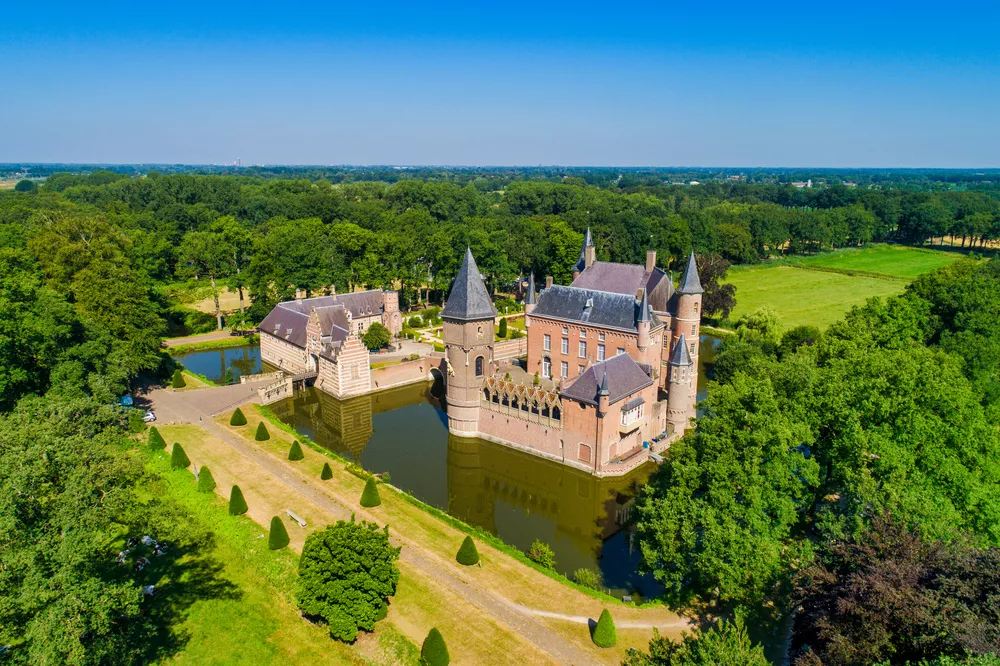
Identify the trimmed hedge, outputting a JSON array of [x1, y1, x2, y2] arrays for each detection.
[[148, 426, 166, 450], [230, 408, 247, 426], [171, 369, 186, 388], [229, 485, 248, 515], [171, 443, 191, 469], [268, 516, 290, 550], [254, 422, 270, 441], [360, 477, 381, 508], [288, 441, 304, 461], [197, 466, 217, 493], [321, 462, 333, 480], [456, 536, 480, 566], [420, 628, 450, 666], [592, 609, 617, 648]]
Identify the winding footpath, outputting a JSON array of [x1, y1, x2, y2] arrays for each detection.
[[147, 384, 611, 665]]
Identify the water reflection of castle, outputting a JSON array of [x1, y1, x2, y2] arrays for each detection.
[[269, 383, 649, 570]]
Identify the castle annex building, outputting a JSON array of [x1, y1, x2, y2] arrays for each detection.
[[443, 231, 703, 476], [259, 289, 403, 398]]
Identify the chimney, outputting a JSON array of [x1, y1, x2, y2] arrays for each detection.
[[545, 276, 553, 289], [330, 284, 336, 296], [646, 250, 657, 273], [295, 288, 303, 302]]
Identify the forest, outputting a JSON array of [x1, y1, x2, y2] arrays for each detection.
[[1, 170, 999, 664]]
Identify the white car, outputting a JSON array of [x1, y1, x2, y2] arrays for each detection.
[[142, 410, 156, 423]]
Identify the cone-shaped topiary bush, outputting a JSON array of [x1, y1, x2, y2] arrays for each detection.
[[128, 410, 146, 433], [254, 422, 270, 441], [288, 441, 304, 461], [268, 516, 290, 550], [197, 466, 217, 493], [592, 609, 617, 648], [230, 407, 247, 426], [148, 426, 166, 450], [360, 477, 381, 507], [171, 369, 186, 388], [171, 443, 191, 469], [456, 536, 480, 566], [498, 318, 507, 338], [420, 628, 450, 666], [229, 485, 248, 515], [321, 462, 333, 480]]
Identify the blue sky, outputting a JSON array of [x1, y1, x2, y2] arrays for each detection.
[[2, 1, 998, 167]]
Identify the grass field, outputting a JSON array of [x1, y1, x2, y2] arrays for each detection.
[[724, 245, 968, 331]]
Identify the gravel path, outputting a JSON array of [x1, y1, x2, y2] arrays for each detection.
[[149, 384, 600, 666]]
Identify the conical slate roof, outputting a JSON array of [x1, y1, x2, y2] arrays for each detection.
[[573, 227, 594, 273], [677, 251, 703, 295], [525, 273, 536, 305], [669, 333, 693, 366], [637, 289, 651, 323], [442, 248, 497, 321]]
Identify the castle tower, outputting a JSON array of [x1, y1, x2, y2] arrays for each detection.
[[666, 333, 694, 435], [673, 251, 703, 417], [524, 273, 537, 317], [441, 248, 497, 436], [572, 227, 595, 281], [636, 288, 651, 351], [381, 289, 402, 335]]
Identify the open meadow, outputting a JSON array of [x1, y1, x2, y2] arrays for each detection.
[[724, 245, 969, 331]]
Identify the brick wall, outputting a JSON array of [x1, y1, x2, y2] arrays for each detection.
[[260, 333, 307, 374], [493, 337, 527, 360], [370, 357, 445, 392]]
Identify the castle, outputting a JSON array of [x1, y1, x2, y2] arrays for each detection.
[[442, 230, 702, 476]]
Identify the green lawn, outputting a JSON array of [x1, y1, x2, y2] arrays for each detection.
[[794, 245, 963, 279], [141, 446, 419, 665]]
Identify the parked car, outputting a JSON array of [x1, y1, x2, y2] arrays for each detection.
[[143, 410, 156, 423]]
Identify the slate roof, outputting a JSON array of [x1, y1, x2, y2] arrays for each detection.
[[678, 251, 703, 295], [560, 353, 654, 406], [259, 291, 378, 351], [259, 304, 310, 348], [442, 248, 497, 321], [335, 290, 385, 318], [669, 333, 694, 366], [573, 227, 594, 273], [571, 261, 673, 311], [531, 284, 661, 332], [525, 273, 536, 305]]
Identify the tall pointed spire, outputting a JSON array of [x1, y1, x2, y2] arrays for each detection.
[[598, 368, 609, 396], [677, 251, 703, 295], [637, 288, 651, 322], [669, 333, 694, 366], [441, 248, 497, 321], [526, 273, 536, 305], [574, 227, 595, 274]]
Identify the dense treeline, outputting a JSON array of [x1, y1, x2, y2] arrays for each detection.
[[3, 172, 998, 333], [633, 258, 1000, 664]]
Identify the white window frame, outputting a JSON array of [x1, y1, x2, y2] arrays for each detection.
[[543, 334, 551, 351], [579, 329, 587, 338], [560, 361, 568, 378], [561, 338, 569, 354], [597, 344, 605, 361], [543, 357, 551, 378], [578, 341, 587, 358]]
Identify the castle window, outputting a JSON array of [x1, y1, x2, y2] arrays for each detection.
[[579, 329, 587, 338], [617, 347, 625, 355], [562, 326, 568, 334], [475, 356, 484, 377], [543, 357, 551, 378], [477, 325, 483, 339], [694, 302, 699, 313], [691, 324, 696, 336], [561, 338, 569, 354], [690, 342, 696, 353], [578, 341, 586, 358], [598, 332, 605, 342], [543, 334, 551, 351], [663, 336, 669, 349], [578, 443, 591, 462], [560, 361, 568, 379], [597, 344, 605, 361], [578, 364, 585, 375]]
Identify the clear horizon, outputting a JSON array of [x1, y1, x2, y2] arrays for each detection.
[[3, 1, 998, 168]]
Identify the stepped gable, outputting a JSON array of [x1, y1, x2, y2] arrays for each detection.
[[441, 248, 497, 321], [532, 284, 661, 332], [560, 353, 654, 406], [678, 251, 703, 295], [571, 261, 673, 308], [259, 295, 356, 351]]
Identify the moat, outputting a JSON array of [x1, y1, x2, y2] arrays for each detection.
[[172, 335, 721, 598]]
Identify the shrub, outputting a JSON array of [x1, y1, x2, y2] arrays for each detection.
[[128, 410, 146, 433], [360, 477, 381, 507], [362, 322, 392, 350], [230, 408, 247, 426], [14, 179, 37, 193], [254, 422, 269, 441], [532, 372, 540, 385], [288, 441, 304, 461], [197, 466, 217, 493], [407, 353, 421, 361], [408, 316, 423, 328], [527, 539, 556, 569], [432, 342, 445, 353], [456, 536, 480, 566], [296, 519, 401, 642], [509, 328, 525, 339], [268, 516, 290, 550], [148, 426, 166, 450], [498, 318, 507, 338], [229, 485, 249, 515], [592, 609, 616, 648], [572, 568, 603, 591], [321, 462, 333, 480], [420, 628, 450, 666], [171, 369, 186, 388], [171, 443, 191, 469]]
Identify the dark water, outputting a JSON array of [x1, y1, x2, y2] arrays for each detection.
[[171, 344, 262, 384], [263, 334, 722, 599]]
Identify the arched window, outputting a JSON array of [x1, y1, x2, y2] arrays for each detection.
[[694, 302, 699, 313], [475, 355, 484, 377]]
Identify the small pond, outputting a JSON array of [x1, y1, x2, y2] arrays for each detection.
[[172, 344, 262, 384]]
